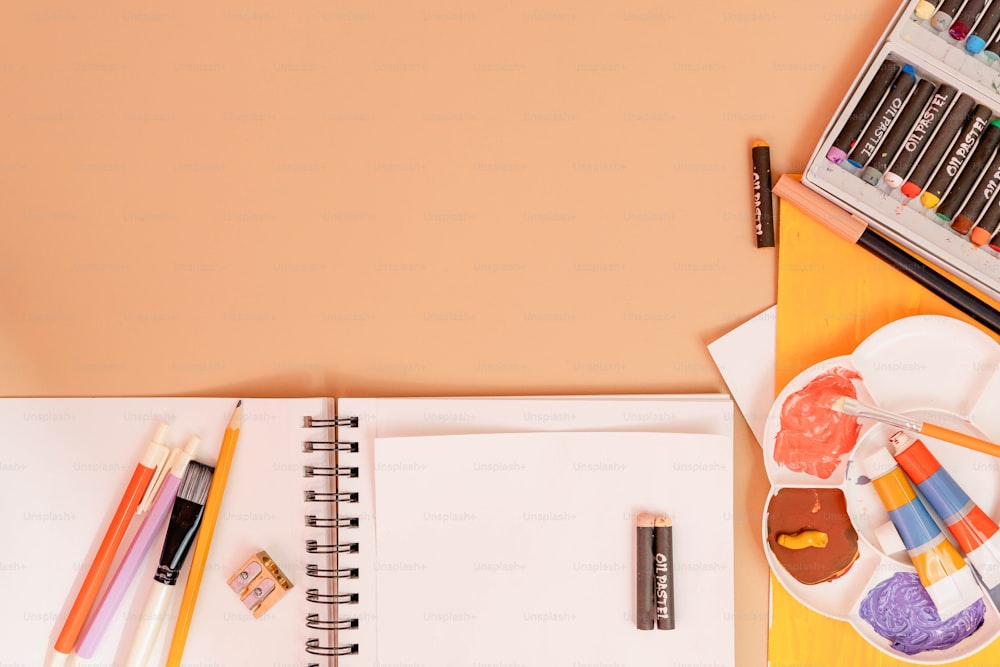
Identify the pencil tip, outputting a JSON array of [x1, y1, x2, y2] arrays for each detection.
[[236, 399, 242, 407]]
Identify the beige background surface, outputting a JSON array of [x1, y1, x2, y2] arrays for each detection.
[[0, 1, 905, 664]]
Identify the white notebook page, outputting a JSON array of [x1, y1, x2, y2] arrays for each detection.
[[372, 430, 735, 666]]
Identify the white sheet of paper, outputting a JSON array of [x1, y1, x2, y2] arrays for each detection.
[[372, 430, 734, 666], [707, 304, 776, 446]]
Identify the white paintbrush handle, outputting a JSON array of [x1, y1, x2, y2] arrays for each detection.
[[126, 580, 174, 667]]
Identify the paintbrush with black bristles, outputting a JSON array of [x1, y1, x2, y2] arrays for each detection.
[[125, 460, 215, 667]]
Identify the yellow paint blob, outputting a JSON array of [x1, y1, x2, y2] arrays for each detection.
[[777, 530, 829, 550]]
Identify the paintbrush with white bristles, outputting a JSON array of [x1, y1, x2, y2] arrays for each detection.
[[831, 395, 1000, 458]]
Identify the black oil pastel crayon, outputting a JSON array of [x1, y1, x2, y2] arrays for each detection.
[[971, 185, 1000, 246], [935, 119, 1000, 222], [862, 78, 937, 186], [751, 140, 775, 248], [950, 0, 988, 40], [653, 515, 674, 631], [847, 64, 918, 169], [901, 94, 977, 198], [884, 83, 957, 188], [826, 59, 901, 164], [952, 150, 1000, 235], [967, 1, 1000, 53], [920, 104, 992, 208]]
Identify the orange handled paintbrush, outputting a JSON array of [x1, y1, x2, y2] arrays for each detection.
[[831, 396, 1000, 458]]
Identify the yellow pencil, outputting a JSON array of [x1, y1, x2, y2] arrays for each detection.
[[165, 400, 243, 667]]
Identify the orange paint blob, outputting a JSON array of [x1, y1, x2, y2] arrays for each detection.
[[774, 367, 862, 479]]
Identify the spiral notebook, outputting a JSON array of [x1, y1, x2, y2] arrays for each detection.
[[7, 395, 735, 666]]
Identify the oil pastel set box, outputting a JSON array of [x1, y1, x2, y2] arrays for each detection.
[[803, 0, 1000, 303]]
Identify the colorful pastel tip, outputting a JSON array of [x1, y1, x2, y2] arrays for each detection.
[[902, 64, 916, 76], [883, 172, 904, 188], [914, 0, 936, 20], [861, 167, 882, 186], [967, 35, 987, 54], [900, 182, 921, 198], [847, 159, 864, 169], [936, 211, 953, 222], [951, 215, 974, 234], [921, 192, 941, 208], [826, 146, 848, 164], [950, 22, 972, 41], [931, 12, 954, 31], [972, 227, 994, 246]]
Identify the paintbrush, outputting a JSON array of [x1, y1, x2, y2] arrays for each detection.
[[830, 395, 1000, 458], [125, 460, 215, 667]]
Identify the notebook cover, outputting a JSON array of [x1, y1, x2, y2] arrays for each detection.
[[770, 182, 1000, 665]]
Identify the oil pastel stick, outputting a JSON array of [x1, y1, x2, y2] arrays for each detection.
[[654, 515, 674, 631], [901, 94, 976, 198], [951, 148, 1000, 235], [920, 104, 992, 208], [972, 189, 1000, 245], [932, 0, 966, 31], [935, 118, 1000, 222], [863, 447, 982, 620], [826, 59, 902, 164], [987, 35, 1000, 60], [636, 514, 656, 630], [967, 1, 1000, 53], [884, 83, 957, 188], [847, 65, 918, 170], [862, 78, 937, 186], [751, 140, 775, 248], [950, 0, 988, 40], [891, 432, 1000, 592]]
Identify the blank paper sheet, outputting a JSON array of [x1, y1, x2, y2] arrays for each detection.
[[372, 430, 735, 666]]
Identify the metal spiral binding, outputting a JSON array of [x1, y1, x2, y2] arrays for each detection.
[[303, 411, 360, 661], [305, 489, 359, 503], [304, 439, 359, 453], [306, 514, 360, 528], [306, 638, 359, 656], [306, 539, 359, 554], [306, 588, 360, 604], [304, 416, 359, 428], [304, 464, 358, 478], [307, 613, 359, 630], [306, 563, 360, 578]]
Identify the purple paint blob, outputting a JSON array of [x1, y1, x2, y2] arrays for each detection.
[[859, 571, 986, 655]]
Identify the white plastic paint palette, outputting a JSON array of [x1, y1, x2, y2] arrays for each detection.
[[762, 315, 1000, 663]]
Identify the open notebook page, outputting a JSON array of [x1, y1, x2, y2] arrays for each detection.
[[372, 430, 735, 666]]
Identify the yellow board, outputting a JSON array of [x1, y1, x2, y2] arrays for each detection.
[[770, 182, 1000, 666]]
